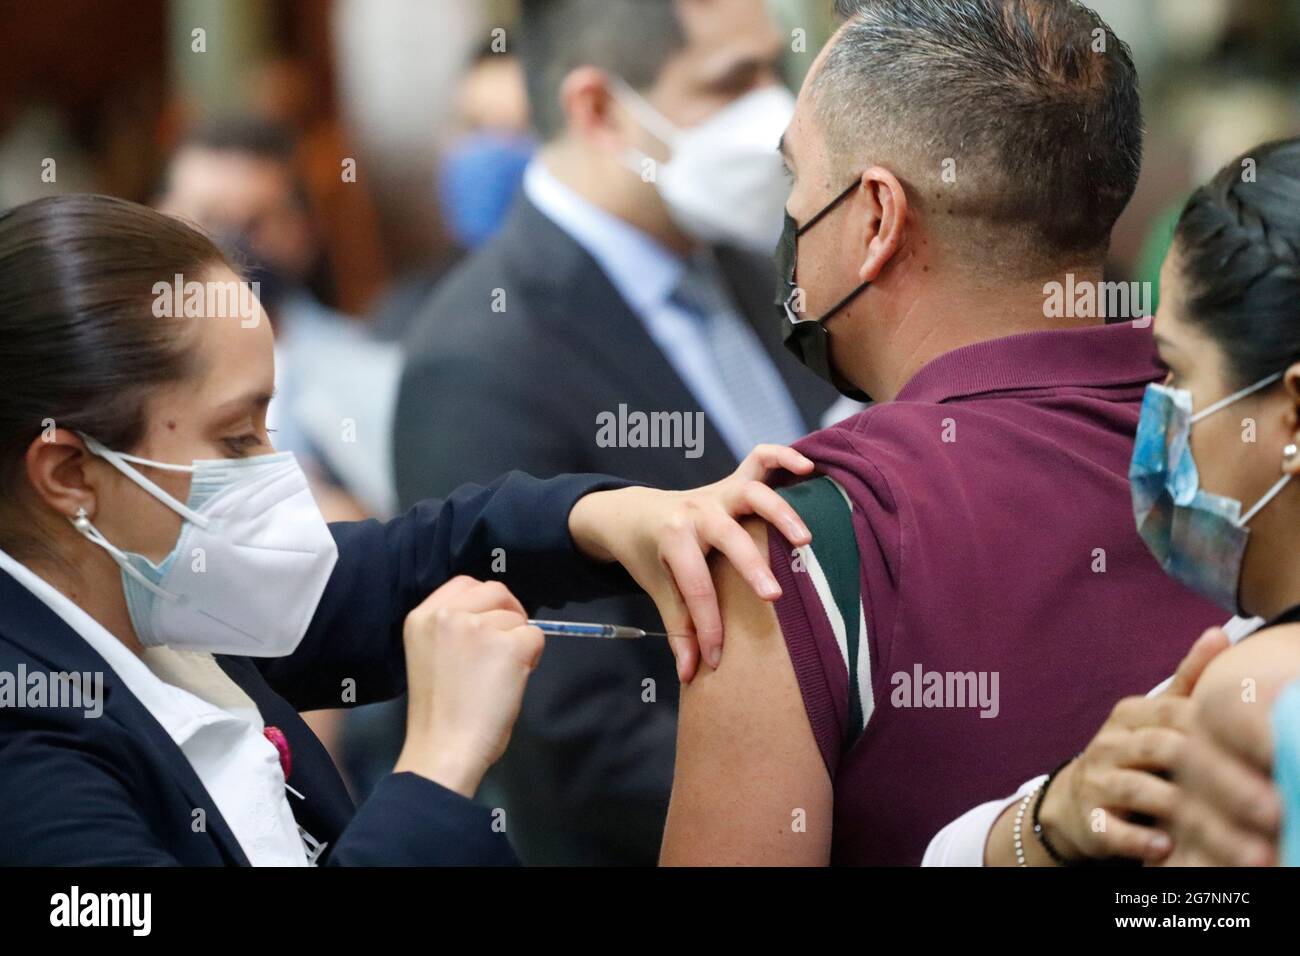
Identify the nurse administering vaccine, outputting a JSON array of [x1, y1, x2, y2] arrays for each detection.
[[0, 194, 814, 866]]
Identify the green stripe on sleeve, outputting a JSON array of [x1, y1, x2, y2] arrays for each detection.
[[776, 477, 863, 738]]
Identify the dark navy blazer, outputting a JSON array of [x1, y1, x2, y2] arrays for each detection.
[[0, 471, 632, 865]]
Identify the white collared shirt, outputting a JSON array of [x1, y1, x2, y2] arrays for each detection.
[[523, 159, 804, 461], [0, 547, 309, 866]]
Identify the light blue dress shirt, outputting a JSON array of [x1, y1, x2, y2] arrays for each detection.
[[522, 159, 803, 462]]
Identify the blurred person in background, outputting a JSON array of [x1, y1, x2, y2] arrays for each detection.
[[156, 117, 401, 522], [393, 0, 837, 865], [371, 43, 537, 343], [244, 57, 392, 318], [437, 42, 535, 251]]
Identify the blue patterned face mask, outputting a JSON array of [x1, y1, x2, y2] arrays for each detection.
[[1130, 371, 1290, 613]]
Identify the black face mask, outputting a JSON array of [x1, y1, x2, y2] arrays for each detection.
[[774, 179, 870, 401]]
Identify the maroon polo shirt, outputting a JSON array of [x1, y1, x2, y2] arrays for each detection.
[[768, 320, 1224, 865]]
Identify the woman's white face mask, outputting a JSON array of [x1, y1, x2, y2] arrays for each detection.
[[70, 433, 338, 657], [613, 78, 797, 254]]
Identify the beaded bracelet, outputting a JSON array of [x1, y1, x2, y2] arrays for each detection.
[[1012, 783, 1042, 867]]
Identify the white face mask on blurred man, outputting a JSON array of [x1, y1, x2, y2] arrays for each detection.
[[613, 77, 796, 254]]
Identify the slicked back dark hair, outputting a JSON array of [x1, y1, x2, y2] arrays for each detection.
[[816, 0, 1142, 259], [519, 0, 685, 142], [0, 194, 224, 562]]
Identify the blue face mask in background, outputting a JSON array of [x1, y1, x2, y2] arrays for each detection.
[[1129, 371, 1290, 614], [437, 130, 535, 249]]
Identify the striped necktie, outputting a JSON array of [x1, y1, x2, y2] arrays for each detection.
[[669, 253, 807, 451]]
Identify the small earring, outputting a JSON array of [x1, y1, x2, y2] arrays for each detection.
[[1285, 443, 1299, 463], [71, 507, 91, 532]]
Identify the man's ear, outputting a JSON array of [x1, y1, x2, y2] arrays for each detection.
[[24, 429, 99, 523], [1284, 362, 1300, 477], [560, 67, 629, 153], [855, 165, 908, 284]]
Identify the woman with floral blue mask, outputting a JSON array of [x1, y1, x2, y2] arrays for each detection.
[[926, 136, 1300, 868]]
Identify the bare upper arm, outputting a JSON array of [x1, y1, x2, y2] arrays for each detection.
[[1193, 623, 1300, 767], [660, 518, 834, 865]]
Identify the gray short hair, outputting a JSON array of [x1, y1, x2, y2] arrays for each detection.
[[815, 0, 1142, 258], [519, 0, 686, 142]]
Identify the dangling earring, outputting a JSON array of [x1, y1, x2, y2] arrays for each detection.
[[71, 507, 91, 532]]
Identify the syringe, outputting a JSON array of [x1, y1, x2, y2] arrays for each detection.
[[526, 619, 663, 639]]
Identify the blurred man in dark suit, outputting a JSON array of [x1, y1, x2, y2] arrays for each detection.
[[394, 0, 836, 864]]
